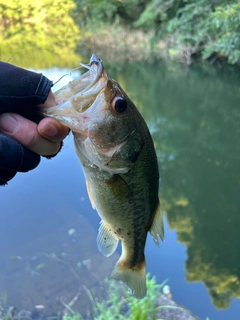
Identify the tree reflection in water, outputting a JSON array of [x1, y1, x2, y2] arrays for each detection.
[[0, 0, 81, 68], [112, 61, 240, 310], [1, 13, 240, 311]]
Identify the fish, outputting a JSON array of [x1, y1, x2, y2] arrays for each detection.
[[42, 54, 164, 298]]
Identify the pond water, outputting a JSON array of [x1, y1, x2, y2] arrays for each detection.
[[1, 58, 240, 320]]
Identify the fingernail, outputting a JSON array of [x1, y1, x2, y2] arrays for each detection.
[[0, 113, 19, 134], [39, 123, 58, 137]]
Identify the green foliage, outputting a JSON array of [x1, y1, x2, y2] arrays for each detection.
[[123, 277, 167, 320], [94, 274, 166, 320], [134, 0, 182, 32], [74, 0, 118, 25], [0, 0, 81, 68], [0, 304, 16, 320], [165, 0, 212, 47], [1, 0, 240, 65], [134, 0, 240, 64], [74, 0, 144, 28], [62, 274, 168, 320], [76, 0, 240, 64], [203, 3, 240, 63], [108, 60, 240, 310], [63, 314, 83, 320], [62, 303, 84, 320]]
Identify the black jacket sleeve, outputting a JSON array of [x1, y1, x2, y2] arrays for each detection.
[[0, 61, 53, 120], [0, 62, 54, 185], [0, 132, 41, 185]]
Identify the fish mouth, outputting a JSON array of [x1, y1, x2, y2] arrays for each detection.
[[53, 54, 107, 110], [74, 54, 107, 111], [41, 54, 108, 131]]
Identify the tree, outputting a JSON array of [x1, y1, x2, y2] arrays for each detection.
[[0, 0, 81, 68]]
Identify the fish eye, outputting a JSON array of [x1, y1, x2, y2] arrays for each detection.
[[112, 97, 127, 113]]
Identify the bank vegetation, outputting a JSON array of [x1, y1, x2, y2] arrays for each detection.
[[0, 0, 240, 67]]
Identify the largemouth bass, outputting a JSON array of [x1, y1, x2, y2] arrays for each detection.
[[42, 54, 164, 298]]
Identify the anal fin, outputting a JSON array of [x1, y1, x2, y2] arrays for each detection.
[[149, 201, 164, 247], [97, 221, 118, 257]]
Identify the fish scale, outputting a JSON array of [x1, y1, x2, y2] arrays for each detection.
[[42, 54, 164, 298]]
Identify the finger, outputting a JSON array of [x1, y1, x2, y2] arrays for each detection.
[[0, 113, 62, 156], [38, 117, 69, 143], [37, 91, 57, 108], [38, 90, 57, 108]]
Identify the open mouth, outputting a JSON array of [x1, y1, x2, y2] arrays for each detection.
[[70, 54, 107, 113], [41, 55, 107, 129]]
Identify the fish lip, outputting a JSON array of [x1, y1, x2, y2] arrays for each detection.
[[79, 54, 104, 96], [90, 54, 102, 65]]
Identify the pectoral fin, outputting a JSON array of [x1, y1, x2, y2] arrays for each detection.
[[97, 221, 118, 257], [105, 174, 132, 199], [149, 201, 164, 247]]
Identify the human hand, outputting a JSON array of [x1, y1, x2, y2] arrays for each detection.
[[0, 62, 71, 185], [0, 92, 69, 185], [0, 91, 69, 156], [0, 81, 69, 185]]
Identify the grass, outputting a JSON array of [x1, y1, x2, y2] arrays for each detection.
[[61, 274, 210, 320], [78, 21, 199, 66], [0, 275, 210, 320], [93, 274, 168, 320], [78, 22, 170, 64], [61, 274, 190, 320]]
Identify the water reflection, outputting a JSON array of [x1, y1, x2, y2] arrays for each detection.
[[1, 57, 240, 319], [0, 142, 118, 317], [0, 0, 82, 68], [109, 61, 240, 310]]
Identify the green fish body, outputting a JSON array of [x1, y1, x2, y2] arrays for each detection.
[[42, 54, 164, 298]]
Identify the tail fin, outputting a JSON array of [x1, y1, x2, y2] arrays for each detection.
[[110, 258, 146, 299]]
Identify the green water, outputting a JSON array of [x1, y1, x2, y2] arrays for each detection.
[[111, 60, 240, 311], [1, 53, 240, 319]]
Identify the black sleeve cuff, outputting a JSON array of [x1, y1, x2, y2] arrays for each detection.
[[0, 61, 53, 120], [0, 133, 41, 185]]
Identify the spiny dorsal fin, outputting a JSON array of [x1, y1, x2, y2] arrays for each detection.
[[97, 220, 119, 257], [149, 201, 164, 247]]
